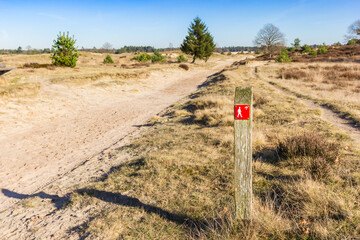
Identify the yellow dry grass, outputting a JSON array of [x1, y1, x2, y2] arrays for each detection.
[[257, 62, 360, 126], [0, 51, 229, 99], [64, 62, 360, 239]]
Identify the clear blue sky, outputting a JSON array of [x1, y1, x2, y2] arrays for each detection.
[[0, 0, 359, 49]]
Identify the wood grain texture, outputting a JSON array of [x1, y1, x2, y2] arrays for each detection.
[[234, 87, 253, 220]]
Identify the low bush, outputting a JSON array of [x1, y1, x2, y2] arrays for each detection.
[[103, 55, 114, 64], [131, 53, 151, 62], [22, 63, 54, 69], [277, 132, 340, 163], [317, 45, 328, 55], [255, 50, 260, 54], [347, 39, 357, 45], [276, 49, 292, 63], [177, 54, 188, 63], [151, 51, 165, 63], [309, 49, 317, 56], [227, 52, 232, 56], [278, 133, 340, 180], [301, 44, 312, 53], [280, 68, 306, 79], [306, 156, 332, 180], [287, 47, 296, 52], [179, 63, 189, 71]]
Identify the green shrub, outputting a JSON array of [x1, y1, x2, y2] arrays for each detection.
[[240, 50, 244, 54], [227, 52, 232, 55], [276, 49, 292, 63], [287, 47, 296, 52], [309, 49, 317, 56], [255, 50, 260, 54], [177, 54, 188, 63], [131, 53, 151, 62], [221, 51, 225, 55], [301, 44, 312, 53], [334, 42, 341, 46], [317, 45, 328, 55], [50, 32, 79, 67], [103, 55, 114, 64], [151, 51, 165, 63], [347, 39, 357, 45]]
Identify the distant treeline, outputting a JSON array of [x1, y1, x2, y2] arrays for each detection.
[[1, 45, 262, 55], [216, 46, 258, 52], [84, 46, 259, 53], [0, 47, 51, 55]]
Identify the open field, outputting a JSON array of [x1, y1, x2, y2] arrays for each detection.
[[0, 52, 239, 213], [0, 54, 359, 239]]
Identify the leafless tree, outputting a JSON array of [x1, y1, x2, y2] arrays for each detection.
[[345, 19, 360, 41], [168, 43, 173, 51], [253, 23, 285, 57], [102, 42, 113, 50]]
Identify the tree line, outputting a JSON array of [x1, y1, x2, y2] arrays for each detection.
[[1, 17, 358, 67]]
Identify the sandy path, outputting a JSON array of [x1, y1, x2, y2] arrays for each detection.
[[0, 59, 235, 212], [249, 62, 360, 146], [298, 99, 360, 144]]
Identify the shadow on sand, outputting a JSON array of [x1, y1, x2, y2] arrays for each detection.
[[1, 188, 69, 209]]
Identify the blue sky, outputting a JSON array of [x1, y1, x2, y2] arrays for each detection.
[[0, 0, 359, 49]]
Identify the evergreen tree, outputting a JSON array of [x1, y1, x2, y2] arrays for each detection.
[[50, 32, 79, 67], [181, 17, 215, 63], [103, 54, 114, 64]]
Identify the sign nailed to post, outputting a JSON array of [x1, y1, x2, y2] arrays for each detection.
[[234, 105, 250, 120], [234, 87, 253, 221]]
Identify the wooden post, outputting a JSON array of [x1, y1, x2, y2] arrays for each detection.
[[234, 87, 253, 220]]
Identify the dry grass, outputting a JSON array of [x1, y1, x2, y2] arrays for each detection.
[[0, 78, 40, 97], [63, 62, 360, 239], [259, 62, 360, 126], [280, 65, 360, 83], [0, 51, 226, 98]]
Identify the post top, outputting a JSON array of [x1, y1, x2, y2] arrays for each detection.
[[235, 87, 253, 105]]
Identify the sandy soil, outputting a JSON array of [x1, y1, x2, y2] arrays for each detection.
[[248, 61, 360, 146], [0, 57, 235, 214]]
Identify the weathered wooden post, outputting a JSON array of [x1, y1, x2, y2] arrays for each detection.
[[234, 87, 253, 220]]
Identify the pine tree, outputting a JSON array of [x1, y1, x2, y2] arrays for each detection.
[[51, 32, 79, 67], [181, 17, 215, 63]]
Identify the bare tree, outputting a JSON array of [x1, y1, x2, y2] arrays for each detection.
[[26, 45, 32, 51], [253, 23, 285, 57], [168, 43, 173, 51], [345, 19, 360, 41], [102, 42, 113, 50]]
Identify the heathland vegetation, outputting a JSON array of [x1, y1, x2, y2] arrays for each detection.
[[0, 16, 359, 240], [62, 58, 360, 239]]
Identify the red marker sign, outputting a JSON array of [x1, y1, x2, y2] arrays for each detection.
[[234, 105, 250, 120]]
